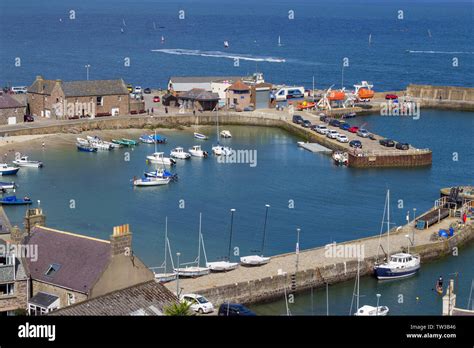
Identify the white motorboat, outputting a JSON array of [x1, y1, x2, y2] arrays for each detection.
[[87, 136, 120, 149], [332, 151, 348, 165], [206, 261, 239, 272], [144, 168, 177, 181], [86, 136, 112, 150], [241, 204, 272, 267], [133, 176, 170, 187], [189, 145, 208, 158], [146, 152, 176, 166], [0, 164, 19, 176], [374, 190, 421, 280], [212, 145, 232, 156], [76, 137, 89, 146], [355, 305, 389, 316], [170, 147, 191, 159], [151, 217, 177, 283], [12, 156, 43, 168], [220, 130, 232, 138]]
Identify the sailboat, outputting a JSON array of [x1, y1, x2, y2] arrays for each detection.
[[373, 190, 421, 280], [153, 21, 157, 30], [122, 18, 126, 27], [120, 27, 124, 34], [161, 35, 165, 44], [224, 40, 229, 48], [241, 204, 271, 266], [174, 214, 211, 277], [207, 209, 240, 272], [212, 106, 231, 156], [351, 259, 389, 316], [278, 35, 282, 47], [151, 217, 177, 283], [368, 33, 372, 45]]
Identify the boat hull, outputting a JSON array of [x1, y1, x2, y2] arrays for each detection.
[[174, 267, 210, 278], [133, 177, 170, 186], [0, 168, 20, 175], [374, 264, 420, 280], [154, 272, 177, 283], [240, 255, 271, 266], [206, 261, 239, 272], [194, 133, 208, 140]]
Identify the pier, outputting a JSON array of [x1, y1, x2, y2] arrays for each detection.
[[164, 198, 474, 306]]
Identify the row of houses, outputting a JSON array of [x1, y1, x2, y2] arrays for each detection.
[[0, 208, 177, 316]]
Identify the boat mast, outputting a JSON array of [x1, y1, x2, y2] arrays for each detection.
[[216, 106, 220, 145], [199, 213, 208, 265], [164, 217, 168, 272], [227, 209, 236, 260], [387, 189, 390, 257], [197, 214, 201, 267], [261, 204, 270, 256]]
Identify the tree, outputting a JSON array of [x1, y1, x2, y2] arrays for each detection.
[[164, 302, 193, 316]]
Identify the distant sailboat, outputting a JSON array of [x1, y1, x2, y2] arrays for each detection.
[[161, 35, 165, 43], [278, 35, 282, 46], [122, 18, 126, 27], [368, 33, 372, 45], [428, 29, 432, 38], [120, 27, 124, 34], [224, 40, 229, 48]]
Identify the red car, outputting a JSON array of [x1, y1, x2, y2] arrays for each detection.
[[153, 96, 160, 103], [385, 94, 398, 100], [348, 126, 359, 133]]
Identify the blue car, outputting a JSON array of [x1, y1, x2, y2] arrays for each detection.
[[339, 122, 351, 131], [218, 303, 256, 316]]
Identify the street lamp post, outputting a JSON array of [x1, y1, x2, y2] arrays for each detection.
[[85, 64, 91, 81], [412, 208, 417, 245], [176, 252, 181, 298], [376, 293, 381, 316], [405, 234, 411, 253]]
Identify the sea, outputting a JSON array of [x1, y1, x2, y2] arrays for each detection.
[[0, 0, 473, 315]]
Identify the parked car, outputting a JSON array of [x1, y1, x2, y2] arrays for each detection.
[[292, 114, 304, 124], [396, 142, 410, 150], [379, 138, 395, 147], [23, 114, 34, 122], [144, 88, 151, 94], [243, 106, 254, 111], [153, 96, 160, 103], [320, 115, 328, 122], [357, 128, 370, 138], [348, 126, 359, 133], [11, 86, 27, 94], [302, 119, 312, 128], [349, 140, 362, 148], [329, 119, 341, 127], [218, 303, 256, 316], [385, 94, 398, 100], [134, 86, 143, 94], [336, 134, 349, 143], [314, 124, 329, 135], [339, 122, 351, 131], [369, 133, 377, 140], [181, 294, 214, 314], [327, 130, 339, 139]]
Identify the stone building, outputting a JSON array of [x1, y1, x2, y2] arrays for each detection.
[[27, 76, 130, 119], [18, 209, 154, 315], [226, 80, 251, 111], [178, 88, 219, 111], [0, 91, 26, 125]]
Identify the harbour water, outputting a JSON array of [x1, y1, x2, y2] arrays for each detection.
[[1, 0, 473, 90]]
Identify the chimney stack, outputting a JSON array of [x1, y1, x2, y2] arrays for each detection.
[[110, 224, 132, 257], [23, 208, 46, 235], [10, 225, 24, 245]]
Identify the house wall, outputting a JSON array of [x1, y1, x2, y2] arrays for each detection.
[[226, 90, 251, 110], [62, 95, 129, 118], [0, 107, 25, 125], [211, 82, 232, 104], [0, 279, 28, 313], [31, 280, 88, 309], [89, 254, 154, 298]]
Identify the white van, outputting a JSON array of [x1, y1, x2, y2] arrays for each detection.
[[275, 87, 304, 101], [11, 86, 27, 94]]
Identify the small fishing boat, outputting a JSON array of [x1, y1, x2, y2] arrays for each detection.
[[194, 132, 208, 140], [332, 151, 348, 165], [170, 147, 191, 160], [133, 176, 170, 187], [144, 168, 178, 181], [87, 136, 119, 148], [91, 141, 111, 151], [146, 152, 176, 166], [220, 130, 232, 138], [355, 305, 389, 316], [139, 135, 155, 144], [189, 145, 208, 158], [212, 145, 232, 156], [0, 182, 16, 190], [76, 144, 97, 152], [76, 137, 89, 146], [121, 138, 138, 146], [12, 156, 43, 168], [224, 40, 229, 48], [0, 195, 32, 205], [0, 164, 20, 175]]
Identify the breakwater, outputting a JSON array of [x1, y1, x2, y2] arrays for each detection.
[[406, 84, 474, 111]]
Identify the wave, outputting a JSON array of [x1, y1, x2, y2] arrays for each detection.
[[151, 48, 286, 63], [407, 50, 474, 55]]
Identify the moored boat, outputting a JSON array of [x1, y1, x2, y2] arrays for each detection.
[[0, 181, 16, 190], [144, 168, 178, 181], [133, 176, 170, 187], [332, 151, 348, 165], [212, 145, 232, 156], [189, 145, 208, 158], [76, 144, 97, 152], [194, 132, 208, 140], [146, 152, 176, 166], [121, 138, 138, 146], [0, 164, 20, 175], [355, 305, 389, 316], [0, 195, 32, 205], [170, 147, 191, 159], [12, 156, 43, 168], [220, 130, 232, 138]]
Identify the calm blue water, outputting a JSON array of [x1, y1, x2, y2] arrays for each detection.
[[0, 0, 473, 90]]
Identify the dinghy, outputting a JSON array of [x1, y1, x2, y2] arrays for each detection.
[[0, 181, 16, 190], [194, 132, 208, 140], [0, 164, 20, 175], [133, 176, 170, 187], [121, 138, 138, 146], [0, 195, 32, 205], [189, 145, 208, 158], [146, 152, 176, 166]]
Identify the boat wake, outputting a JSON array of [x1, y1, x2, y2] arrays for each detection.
[[407, 50, 474, 55], [151, 48, 286, 63]]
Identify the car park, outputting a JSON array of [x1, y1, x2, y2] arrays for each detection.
[[314, 124, 329, 134], [357, 128, 370, 138], [379, 138, 395, 147], [349, 140, 362, 148], [181, 294, 214, 314], [327, 130, 339, 139], [336, 134, 349, 143], [348, 126, 359, 133], [396, 142, 410, 150], [218, 303, 256, 316]]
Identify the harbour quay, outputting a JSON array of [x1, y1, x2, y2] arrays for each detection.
[[165, 198, 474, 307]]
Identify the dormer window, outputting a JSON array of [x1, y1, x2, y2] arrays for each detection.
[[45, 263, 61, 277]]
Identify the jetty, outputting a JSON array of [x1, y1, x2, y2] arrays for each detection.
[[165, 197, 473, 306], [297, 142, 332, 153]]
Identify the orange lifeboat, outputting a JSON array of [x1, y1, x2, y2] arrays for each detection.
[[328, 91, 345, 101], [358, 88, 374, 99], [296, 101, 316, 110]]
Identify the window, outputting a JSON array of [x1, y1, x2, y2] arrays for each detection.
[[96, 96, 103, 106], [67, 292, 76, 306], [118, 96, 121, 101], [45, 263, 61, 277], [0, 283, 14, 296]]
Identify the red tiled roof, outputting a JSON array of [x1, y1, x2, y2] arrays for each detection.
[[228, 80, 250, 91]]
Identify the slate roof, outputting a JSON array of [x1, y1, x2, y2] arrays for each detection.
[[179, 88, 219, 101], [227, 80, 250, 91], [29, 292, 59, 308], [27, 78, 57, 95], [24, 226, 111, 294], [170, 76, 241, 84], [50, 280, 178, 316], [62, 79, 128, 97], [0, 92, 23, 109]]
